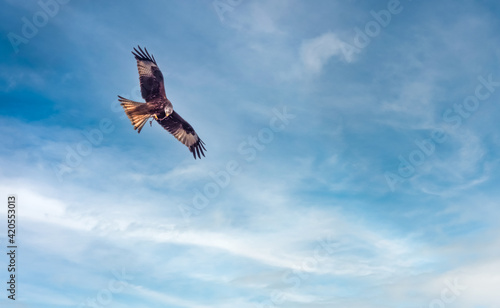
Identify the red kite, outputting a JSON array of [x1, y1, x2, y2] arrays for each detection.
[[118, 46, 206, 159]]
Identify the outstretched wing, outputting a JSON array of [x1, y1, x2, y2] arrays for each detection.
[[132, 46, 167, 102], [157, 111, 206, 159]]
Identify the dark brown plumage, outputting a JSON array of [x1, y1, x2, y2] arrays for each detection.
[[118, 46, 206, 159]]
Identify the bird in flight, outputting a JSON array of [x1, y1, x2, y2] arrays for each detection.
[[118, 46, 206, 159]]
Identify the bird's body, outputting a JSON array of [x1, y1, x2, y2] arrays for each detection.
[[118, 46, 206, 159]]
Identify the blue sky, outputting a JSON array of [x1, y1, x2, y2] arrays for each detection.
[[1, 0, 500, 307]]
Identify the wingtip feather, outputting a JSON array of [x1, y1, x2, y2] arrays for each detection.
[[132, 45, 156, 64]]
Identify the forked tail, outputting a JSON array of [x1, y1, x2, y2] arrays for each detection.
[[118, 96, 151, 133]]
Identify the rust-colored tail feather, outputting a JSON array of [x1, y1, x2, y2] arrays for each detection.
[[118, 96, 151, 133]]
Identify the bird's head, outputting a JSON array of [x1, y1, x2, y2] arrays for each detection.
[[164, 105, 173, 118]]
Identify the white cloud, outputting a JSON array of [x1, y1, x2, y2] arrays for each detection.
[[300, 32, 348, 74], [416, 257, 500, 308]]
